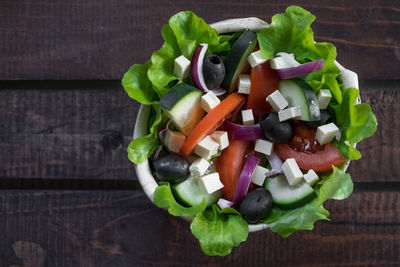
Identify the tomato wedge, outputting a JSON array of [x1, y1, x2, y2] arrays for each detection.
[[245, 62, 280, 120], [180, 93, 245, 156], [274, 143, 346, 172], [216, 140, 250, 200]]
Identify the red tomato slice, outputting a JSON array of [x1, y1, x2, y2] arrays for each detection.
[[245, 62, 280, 120], [216, 140, 250, 201]]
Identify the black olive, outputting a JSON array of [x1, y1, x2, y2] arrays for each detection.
[[203, 54, 225, 89], [304, 110, 332, 129], [260, 112, 293, 143], [239, 188, 273, 224], [153, 153, 190, 183]]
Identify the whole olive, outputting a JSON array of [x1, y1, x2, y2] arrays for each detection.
[[304, 110, 332, 129], [203, 54, 225, 89], [239, 188, 273, 224], [153, 153, 190, 183], [260, 112, 293, 143]]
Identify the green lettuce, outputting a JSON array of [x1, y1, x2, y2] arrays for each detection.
[[257, 6, 342, 103], [266, 167, 353, 237], [190, 205, 249, 256], [154, 183, 206, 217], [127, 104, 163, 164]]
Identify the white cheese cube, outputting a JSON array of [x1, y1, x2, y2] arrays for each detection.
[[317, 89, 332, 109], [303, 169, 319, 185], [237, 74, 251, 94], [164, 130, 186, 153], [210, 131, 229, 150], [194, 135, 219, 159], [247, 50, 268, 68], [200, 91, 220, 112], [281, 158, 303, 186], [254, 139, 273, 156], [251, 165, 269, 186], [316, 123, 339, 145], [278, 106, 302, 122], [199, 172, 224, 194], [189, 158, 210, 176], [266, 90, 289, 111], [241, 109, 254, 125], [174, 55, 191, 79], [270, 56, 293, 69]]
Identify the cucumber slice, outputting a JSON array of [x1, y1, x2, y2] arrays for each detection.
[[172, 176, 221, 207], [279, 78, 320, 121], [264, 175, 316, 210], [159, 83, 205, 135], [221, 30, 257, 92]]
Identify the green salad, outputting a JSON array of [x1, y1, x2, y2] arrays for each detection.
[[123, 6, 377, 256]]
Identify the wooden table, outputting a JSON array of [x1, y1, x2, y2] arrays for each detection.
[[1, 1, 399, 266]]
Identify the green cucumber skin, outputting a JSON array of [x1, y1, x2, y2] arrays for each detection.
[[172, 176, 221, 208], [159, 83, 201, 111], [221, 30, 257, 92], [264, 176, 317, 210], [279, 79, 320, 122]]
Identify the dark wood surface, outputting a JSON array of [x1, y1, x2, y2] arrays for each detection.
[[1, 0, 399, 80], [1, 0, 399, 266]]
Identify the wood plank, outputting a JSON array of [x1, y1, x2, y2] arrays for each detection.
[[0, 82, 397, 181], [1, 0, 399, 80], [0, 190, 399, 266]]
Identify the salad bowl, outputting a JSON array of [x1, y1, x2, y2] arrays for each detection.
[[133, 18, 361, 232]]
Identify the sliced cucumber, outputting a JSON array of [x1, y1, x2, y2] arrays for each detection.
[[172, 176, 221, 207], [279, 78, 320, 121], [221, 30, 257, 92], [159, 83, 205, 135], [264, 175, 316, 210]]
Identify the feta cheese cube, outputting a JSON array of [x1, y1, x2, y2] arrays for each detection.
[[270, 56, 293, 69], [247, 50, 268, 68], [164, 130, 186, 153], [316, 123, 339, 145], [174, 55, 191, 79], [199, 172, 224, 194], [281, 158, 303, 186], [200, 91, 220, 112], [241, 109, 254, 125], [237, 74, 251, 94], [278, 106, 302, 122], [317, 89, 332, 109], [210, 131, 229, 150], [254, 139, 273, 156], [251, 165, 269, 186], [189, 158, 210, 176], [266, 90, 289, 111], [303, 169, 319, 185], [194, 135, 219, 159]]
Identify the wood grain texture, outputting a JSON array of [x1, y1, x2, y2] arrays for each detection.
[[1, 0, 399, 80], [0, 84, 139, 180], [0, 190, 399, 267], [0, 82, 396, 181]]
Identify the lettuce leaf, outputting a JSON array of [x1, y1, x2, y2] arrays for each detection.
[[127, 104, 163, 164], [257, 6, 341, 103], [266, 167, 353, 237], [122, 61, 158, 105], [154, 183, 206, 217], [190, 205, 249, 256], [332, 87, 378, 144]]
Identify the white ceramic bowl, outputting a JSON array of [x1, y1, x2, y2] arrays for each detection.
[[133, 19, 361, 232]]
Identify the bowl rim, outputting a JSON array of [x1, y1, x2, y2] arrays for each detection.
[[132, 20, 361, 233]]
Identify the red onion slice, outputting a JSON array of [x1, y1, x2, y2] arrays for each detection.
[[266, 151, 283, 171], [265, 169, 284, 178], [277, 59, 324, 79], [224, 121, 264, 140], [232, 155, 260, 205], [217, 198, 234, 209], [191, 43, 226, 96]]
